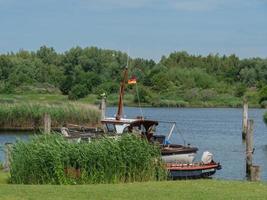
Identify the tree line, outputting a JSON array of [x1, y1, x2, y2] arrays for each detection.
[[0, 46, 267, 107]]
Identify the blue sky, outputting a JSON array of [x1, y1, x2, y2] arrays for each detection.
[[0, 0, 266, 60]]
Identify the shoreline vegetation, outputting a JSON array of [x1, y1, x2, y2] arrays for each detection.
[[0, 99, 100, 130], [10, 134, 166, 184], [0, 93, 265, 131], [0, 47, 267, 107], [1, 46, 267, 129]]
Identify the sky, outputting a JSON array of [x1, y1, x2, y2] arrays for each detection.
[[0, 0, 266, 61]]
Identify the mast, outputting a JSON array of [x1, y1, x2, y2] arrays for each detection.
[[116, 67, 128, 120]]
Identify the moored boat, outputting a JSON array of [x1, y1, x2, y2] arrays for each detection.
[[166, 151, 221, 179], [101, 117, 198, 164], [167, 162, 221, 179], [101, 67, 198, 164]]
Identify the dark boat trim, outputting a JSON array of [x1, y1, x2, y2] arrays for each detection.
[[161, 146, 198, 155], [167, 162, 222, 179]]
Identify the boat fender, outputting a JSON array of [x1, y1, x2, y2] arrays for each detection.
[[201, 151, 213, 164]]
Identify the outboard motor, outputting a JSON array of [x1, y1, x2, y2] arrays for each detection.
[[201, 151, 213, 164]]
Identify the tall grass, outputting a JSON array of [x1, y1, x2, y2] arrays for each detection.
[[10, 134, 167, 184], [0, 102, 100, 129]]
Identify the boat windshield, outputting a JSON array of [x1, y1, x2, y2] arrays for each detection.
[[106, 123, 116, 133]]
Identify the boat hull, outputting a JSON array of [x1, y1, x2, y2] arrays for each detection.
[[162, 152, 196, 164], [167, 162, 221, 179], [161, 145, 198, 164]]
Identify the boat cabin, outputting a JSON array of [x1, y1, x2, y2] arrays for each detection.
[[101, 118, 166, 144]]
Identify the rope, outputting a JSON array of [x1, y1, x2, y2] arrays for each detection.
[[174, 123, 186, 146], [135, 83, 144, 119]]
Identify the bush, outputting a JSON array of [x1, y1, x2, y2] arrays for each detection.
[[10, 134, 167, 184], [235, 83, 246, 97], [134, 85, 154, 103], [68, 84, 88, 100], [259, 86, 267, 104], [260, 100, 267, 108], [200, 89, 217, 101]]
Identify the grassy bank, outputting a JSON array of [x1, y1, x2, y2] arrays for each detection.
[[0, 171, 267, 200], [0, 101, 100, 130], [0, 93, 263, 108]]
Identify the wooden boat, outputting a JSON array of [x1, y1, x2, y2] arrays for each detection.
[[101, 117, 198, 164], [101, 67, 198, 164], [166, 161, 222, 179]]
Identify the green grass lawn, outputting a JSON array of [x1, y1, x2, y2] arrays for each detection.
[[1, 171, 267, 200]]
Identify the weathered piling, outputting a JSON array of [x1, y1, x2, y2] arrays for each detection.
[[44, 113, 51, 134], [100, 96, 106, 120], [242, 99, 248, 140], [4, 142, 12, 171], [246, 119, 253, 177], [250, 165, 261, 181]]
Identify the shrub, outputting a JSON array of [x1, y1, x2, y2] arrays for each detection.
[[235, 83, 247, 97], [134, 85, 153, 103], [9, 134, 167, 184], [68, 84, 88, 100], [200, 89, 217, 101], [260, 100, 267, 108]]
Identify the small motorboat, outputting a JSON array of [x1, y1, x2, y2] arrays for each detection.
[[101, 118, 198, 164], [161, 144, 198, 164], [101, 67, 198, 164], [166, 151, 222, 179], [167, 162, 221, 179]]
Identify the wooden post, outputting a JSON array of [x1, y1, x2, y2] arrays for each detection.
[[4, 143, 12, 172], [246, 119, 253, 177], [100, 96, 106, 120], [44, 113, 51, 134], [242, 99, 248, 140], [250, 165, 261, 181]]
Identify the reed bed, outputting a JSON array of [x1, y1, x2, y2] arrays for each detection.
[[9, 134, 167, 184], [0, 102, 100, 129]]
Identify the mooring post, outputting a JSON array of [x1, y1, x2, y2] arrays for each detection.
[[44, 113, 51, 134], [4, 143, 12, 171], [246, 119, 253, 178], [250, 165, 261, 181], [100, 95, 106, 120], [242, 99, 248, 140]]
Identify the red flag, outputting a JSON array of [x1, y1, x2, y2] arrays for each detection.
[[128, 76, 137, 84]]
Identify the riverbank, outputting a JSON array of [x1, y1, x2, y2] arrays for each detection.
[[0, 171, 267, 200], [0, 93, 264, 131], [0, 93, 263, 108], [0, 99, 100, 130]]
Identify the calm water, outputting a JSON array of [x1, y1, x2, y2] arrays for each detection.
[[1, 107, 267, 181]]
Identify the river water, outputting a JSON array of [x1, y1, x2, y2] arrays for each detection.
[[0, 107, 267, 181]]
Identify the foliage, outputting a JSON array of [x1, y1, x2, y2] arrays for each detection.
[[134, 85, 153, 103], [9, 134, 167, 184], [259, 86, 267, 104], [235, 83, 247, 97], [0, 46, 267, 107], [68, 84, 88, 100]]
